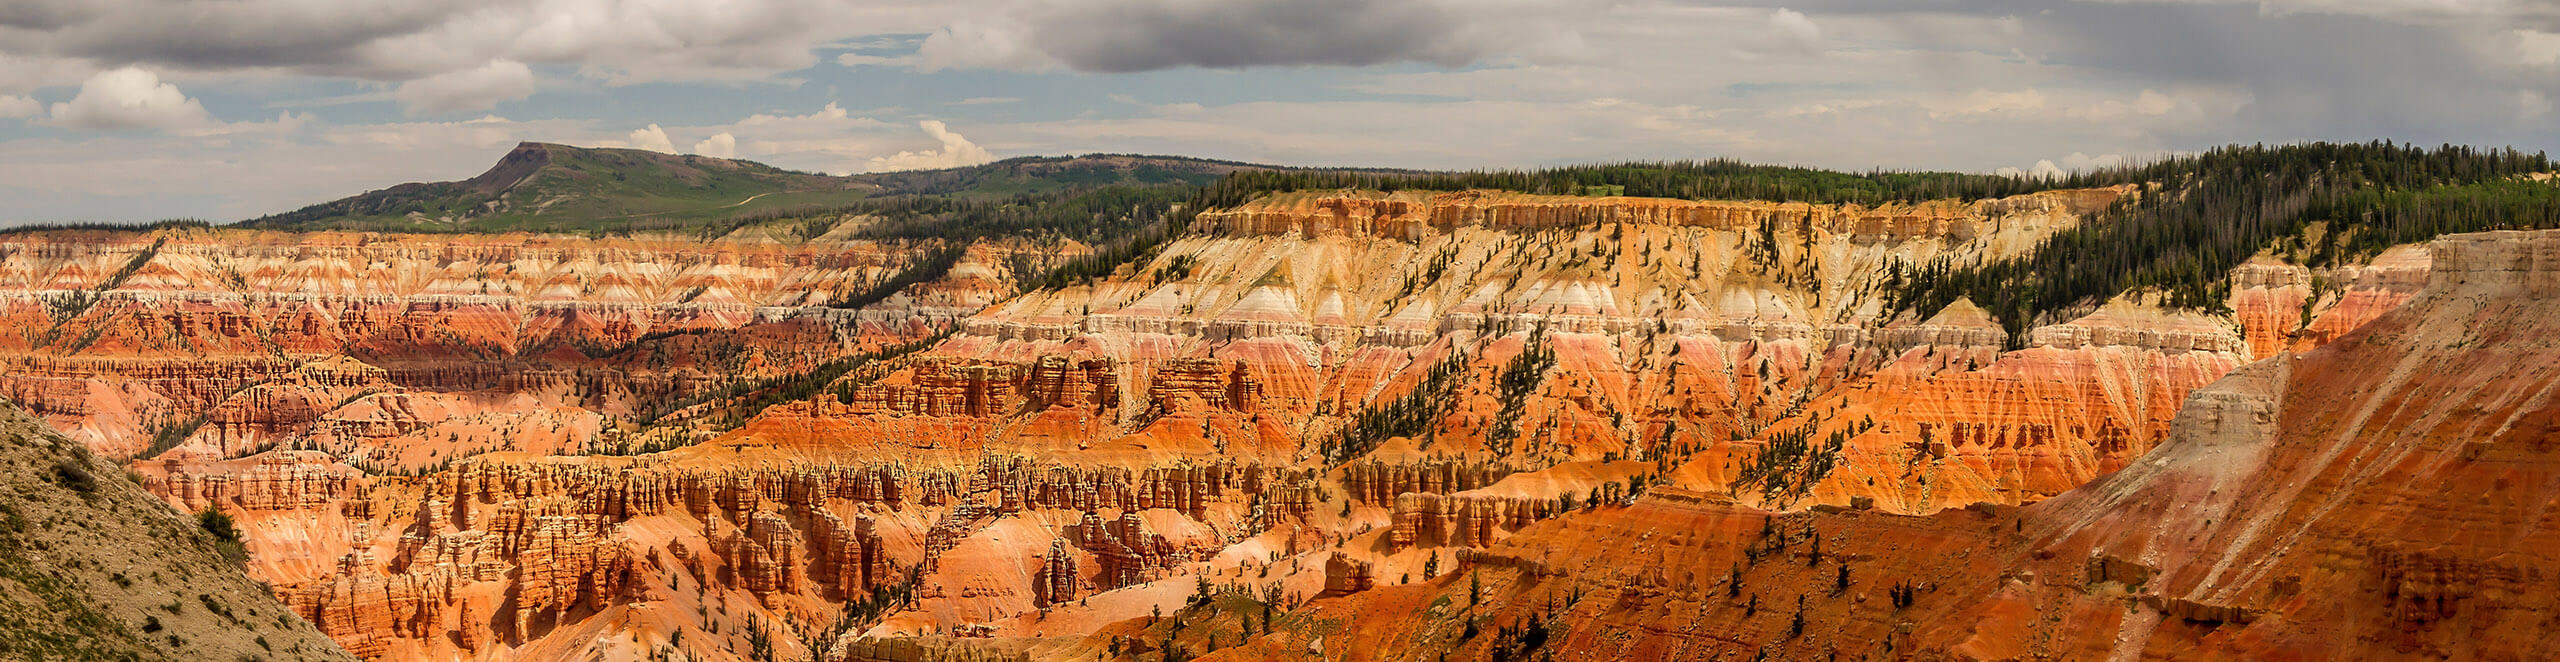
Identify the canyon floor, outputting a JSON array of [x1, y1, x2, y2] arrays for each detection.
[[3, 146, 2556, 661]]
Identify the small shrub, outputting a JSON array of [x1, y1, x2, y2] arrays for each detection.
[[49, 459, 96, 493], [197, 508, 240, 542]]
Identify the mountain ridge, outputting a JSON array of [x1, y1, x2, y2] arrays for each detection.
[[240, 143, 1285, 235]]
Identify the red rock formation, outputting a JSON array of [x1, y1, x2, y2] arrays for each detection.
[[18, 187, 2469, 660], [1033, 538, 1078, 607], [1339, 458, 1516, 504], [1147, 358, 1258, 414], [1071, 511, 1178, 591], [1388, 492, 1559, 550], [1318, 552, 1376, 598], [1269, 229, 2560, 661]]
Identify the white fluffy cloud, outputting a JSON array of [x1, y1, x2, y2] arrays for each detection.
[[863, 120, 993, 172], [45, 67, 209, 130], [693, 132, 738, 159], [393, 60, 536, 115], [1769, 9, 1824, 55], [2520, 30, 2560, 67], [1997, 152, 2130, 179], [624, 124, 677, 154]]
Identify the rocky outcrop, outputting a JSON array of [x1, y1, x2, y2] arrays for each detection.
[[1197, 188, 2123, 240], [0, 228, 1011, 460], [283, 570, 456, 658], [1339, 458, 1516, 504], [2226, 247, 2431, 358], [1024, 356, 1119, 412], [17, 185, 2473, 661], [845, 360, 1023, 417], [1071, 511, 1178, 591], [808, 509, 890, 599], [1146, 358, 1259, 414], [1033, 538, 1078, 607], [1388, 492, 1558, 550], [148, 450, 360, 512], [1318, 552, 1375, 598], [1288, 229, 2560, 661]]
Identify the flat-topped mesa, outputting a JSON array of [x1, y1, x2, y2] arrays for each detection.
[[0, 230, 925, 305], [2424, 230, 2560, 295], [1196, 188, 2124, 240]]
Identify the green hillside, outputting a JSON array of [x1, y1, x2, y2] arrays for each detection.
[[0, 400, 354, 661], [241, 144, 1273, 236], [241, 142, 875, 234]]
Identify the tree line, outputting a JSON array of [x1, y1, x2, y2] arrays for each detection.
[[1885, 141, 2555, 340], [1191, 159, 2143, 210]]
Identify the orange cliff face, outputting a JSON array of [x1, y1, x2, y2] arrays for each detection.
[[1, 188, 2454, 661], [0, 227, 1015, 461], [1247, 228, 2560, 662]]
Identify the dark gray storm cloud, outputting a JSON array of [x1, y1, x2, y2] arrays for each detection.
[[2011, 2, 2558, 149], [0, 0, 875, 85], [921, 0, 1586, 72], [1023, 0, 1515, 72], [41, 0, 460, 76]]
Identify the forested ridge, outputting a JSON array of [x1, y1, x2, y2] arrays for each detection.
[[1193, 159, 2124, 209], [1190, 142, 2556, 339], [1879, 142, 2556, 340]]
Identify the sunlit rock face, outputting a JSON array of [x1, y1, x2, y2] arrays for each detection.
[[0, 228, 1002, 461], [3, 187, 2449, 661], [1271, 229, 2560, 662]]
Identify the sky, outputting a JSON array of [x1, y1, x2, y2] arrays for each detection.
[[0, 0, 2555, 224]]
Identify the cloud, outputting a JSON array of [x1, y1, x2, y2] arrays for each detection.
[[1, 113, 600, 223], [7, 0, 2560, 224], [0, 95, 38, 118], [1770, 9, 1824, 55], [2521, 30, 2560, 67], [2212, 0, 2560, 28], [5, 0, 945, 88], [625, 124, 677, 154], [916, 0, 1589, 72], [1996, 152, 2128, 179], [722, 104, 903, 169], [864, 120, 993, 172], [394, 60, 537, 115], [837, 52, 921, 68], [45, 67, 210, 130], [694, 132, 738, 159]]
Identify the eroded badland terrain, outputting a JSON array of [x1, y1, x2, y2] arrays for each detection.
[[4, 143, 2558, 661]]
